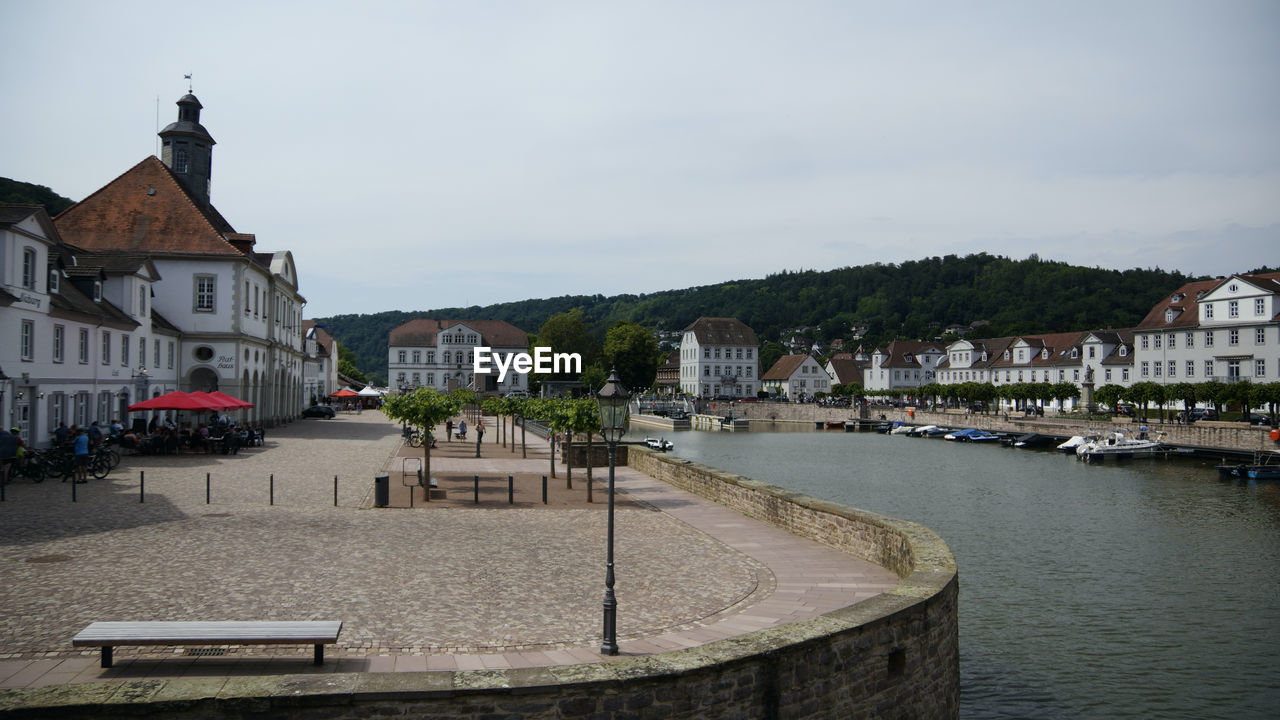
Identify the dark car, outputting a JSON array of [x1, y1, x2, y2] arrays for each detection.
[[301, 405, 335, 419], [1246, 412, 1271, 426], [1114, 405, 1136, 417], [1177, 408, 1217, 423]]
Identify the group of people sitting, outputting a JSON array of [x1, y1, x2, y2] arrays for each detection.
[[62, 415, 267, 456]]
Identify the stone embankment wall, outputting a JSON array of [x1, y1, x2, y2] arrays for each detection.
[[3, 451, 959, 720], [735, 402, 1279, 454]]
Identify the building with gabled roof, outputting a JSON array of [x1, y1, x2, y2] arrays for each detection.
[[762, 354, 830, 400], [1133, 273, 1280, 386], [679, 317, 760, 398], [303, 320, 340, 406], [51, 92, 308, 426], [864, 340, 945, 392], [388, 318, 529, 394]]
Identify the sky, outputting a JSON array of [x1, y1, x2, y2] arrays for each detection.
[[3, 1, 1278, 319]]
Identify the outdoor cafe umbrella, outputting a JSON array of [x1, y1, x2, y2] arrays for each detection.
[[330, 388, 359, 398], [208, 390, 254, 409], [190, 391, 252, 410], [127, 390, 225, 412]]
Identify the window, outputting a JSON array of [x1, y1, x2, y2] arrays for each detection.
[[1153, 335, 1161, 350], [412, 372, 421, 384], [244, 281, 251, 315], [195, 275, 216, 311], [93, 281, 102, 302], [20, 320, 34, 360], [426, 351, 434, 363], [1258, 359, 1267, 377], [1153, 362, 1162, 377], [79, 329, 89, 363], [1088, 346, 1096, 358], [1186, 332, 1194, 349], [397, 372, 406, 384], [1166, 333, 1175, 349], [1205, 360, 1213, 377], [121, 334, 130, 366], [139, 286, 147, 316], [714, 348, 721, 359], [51, 393, 65, 431], [746, 349, 753, 359], [53, 325, 65, 363], [1205, 331, 1214, 348], [22, 248, 37, 289], [1256, 298, 1266, 315], [1105, 369, 1112, 381], [1073, 369, 1079, 381], [139, 337, 146, 367], [1187, 361, 1195, 377], [398, 350, 406, 363], [49, 268, 60, 292], [1140, 336, 1149, 350], [443, 351, 451, 363], [1257, 328, 1266, 345], [1167, 361, 1175, 377], [412, 351, 421, 363], [102, 331, 111, 364], [1205, 304, 1214, 319], [1229, 329, 1239, 346], [704, 366, 710, 376], [1122, 369, 1130, 382], [154, 339, 160, 368], [1140, 361, 1149, 377], [1119, 346, 1127, 357], [746, 366, 753, 377], [175, 147, 189, 173], [168, 341, 175, 369], [426, 373, 434, 385], [1228, 300, 1238, 318], [704, 348, 710, 359], [254, 285, 260, 318]]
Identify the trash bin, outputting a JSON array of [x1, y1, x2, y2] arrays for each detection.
[[374, 474, 389, 507]]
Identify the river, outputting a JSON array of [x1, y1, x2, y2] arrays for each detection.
[[629, 427, 1280, 719]]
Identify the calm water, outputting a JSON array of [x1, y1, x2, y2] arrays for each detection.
[[631, 428, 1280, 719]]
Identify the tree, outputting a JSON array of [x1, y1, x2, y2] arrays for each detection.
[[1093, 383, 1125, 412], [1050, 382, 1080, 412], [381, 388, 462, 501], [1166, 382, 1198, 421], [759, 342, 786, 377], [602, 321, 660, 392], [1197, 381, 1227, 418], [337, 345, 367, 385], [564, 397, 603, 501], [530, 309, 601, 383]]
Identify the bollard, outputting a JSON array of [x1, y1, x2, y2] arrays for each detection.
[[334, 475, 339, 507], [206, 472, 211, 504], [508, 474, 514, 504], [373, 474, 389, 508], [542, 475, 547, 505], [474, 474, 479, 505], [270, 474, 274, 506], [72, 477, 77, 503], [140, 471, 145, 504]]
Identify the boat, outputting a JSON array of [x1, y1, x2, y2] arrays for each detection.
[[1057, 435, 1095, 453], [889, 423, 915, 435], [1216, 453, 1280, 480], [944, 428, 1000, 442], [1003, 432, 1054, 449], [918, 425, 950, 438], [644, 437, 674, 451], [825, 421, 847, 430], [1075, 429, 1164, 461]]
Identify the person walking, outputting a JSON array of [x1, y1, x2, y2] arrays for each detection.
[[446, 419, 453, 442], [458, 419, 467, 440], [475, 422, 485, 458]]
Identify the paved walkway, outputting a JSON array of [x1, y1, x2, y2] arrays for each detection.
[[0, 411, 897, 689]]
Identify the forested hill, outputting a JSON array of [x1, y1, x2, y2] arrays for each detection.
[[1, 177, 76, 216], [316, 253, 1202, 384]]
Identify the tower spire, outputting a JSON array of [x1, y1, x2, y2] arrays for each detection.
[[184, 73, 192, 93]]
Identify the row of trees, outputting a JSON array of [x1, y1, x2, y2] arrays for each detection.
[[382, 387, 620, 502], [1093, 381, 1280, 423]]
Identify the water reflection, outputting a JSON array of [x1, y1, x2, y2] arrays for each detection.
[[629, 428, 1280, 720]]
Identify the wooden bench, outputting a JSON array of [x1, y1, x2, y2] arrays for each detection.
[[72, 620, 342, 668]]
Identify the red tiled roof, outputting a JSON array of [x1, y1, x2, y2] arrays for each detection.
[[53, 156, 244, 257], [826, 356, 863, 384], [762, 354, 809, 381], [389, 318, 528, 348], [683, 317, 759, 346], [1133, 278, 1225, 331]]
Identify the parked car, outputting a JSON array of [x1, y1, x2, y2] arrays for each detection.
[[1245, 412, 1271, 426], [301, 405, 336, 419], [1177, 408, 1217, 423], [1114, 405, 1136, 417]]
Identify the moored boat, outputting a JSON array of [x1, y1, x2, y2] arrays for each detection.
[[1057, 435, 1096, 453], [944, 428, 1000, 442], [644, 437, 674, 451], [1076, 429, 1164, 461]]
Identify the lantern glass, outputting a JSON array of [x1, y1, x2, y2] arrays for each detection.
[[596, 369, 630, 445]]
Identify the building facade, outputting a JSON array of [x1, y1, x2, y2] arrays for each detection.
[[678, 317, 760, 398], [388, 318, 529, 394], [762, 354, 830, 400]]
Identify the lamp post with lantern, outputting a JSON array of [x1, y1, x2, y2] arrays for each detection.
[[595, 367, 630, 655]]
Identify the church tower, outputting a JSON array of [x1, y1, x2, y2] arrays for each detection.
[[158, 93, 216, 204]]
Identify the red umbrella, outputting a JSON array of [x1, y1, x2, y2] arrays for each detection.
[[208, 390, 254, 409], [330, 388, 359, 398], [127, 391, 225, 412], [190, 391, 248, 410]]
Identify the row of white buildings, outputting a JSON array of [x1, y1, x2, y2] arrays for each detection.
[[0, 93, 337, 447], [661, 273, 1280, 405]]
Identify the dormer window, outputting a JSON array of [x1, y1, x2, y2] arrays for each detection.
[[1119, 346, 1128, 357], [1165, 308, 1179, 323], [49, 268, 60, 293], [1003, 350, 1010, 360], [93, 280, 103, 302], [1041, 349, 1049, 360], [21, 248, 37, 289], [1070, 348, 1079, 359], [1171, 293, 1184, 303]]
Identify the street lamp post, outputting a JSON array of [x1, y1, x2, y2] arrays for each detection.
[[595, 367, 630, 655]]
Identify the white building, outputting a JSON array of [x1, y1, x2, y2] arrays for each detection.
[[302, 321, 340, 406], [678, 317, 760, 398], [762, 354, 829, 400], [863, 341, 945, 393], [388, 318, 529, 394], [1133, 273, 1280, 386]]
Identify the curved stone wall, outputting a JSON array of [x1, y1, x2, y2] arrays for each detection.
[[1, 450, 959, 720]]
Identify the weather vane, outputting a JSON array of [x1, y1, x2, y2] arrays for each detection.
[[184, 73, 193, 93]]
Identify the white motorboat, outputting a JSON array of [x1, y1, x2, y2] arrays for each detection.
[[1076, 429, 1164, 460], [644, 437, 674, 451], [889, 423, 915, 435], [1057, 435, 1094, 453]]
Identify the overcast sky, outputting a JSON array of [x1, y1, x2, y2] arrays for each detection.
[[3, 1, 1277, 318]]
